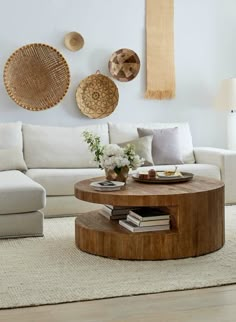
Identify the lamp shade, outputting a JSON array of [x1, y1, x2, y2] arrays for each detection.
[[217, 78, 236, 110], [216, 78, 236, 150]]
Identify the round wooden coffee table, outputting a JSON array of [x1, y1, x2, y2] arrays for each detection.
[[74, 176, 225, 260]]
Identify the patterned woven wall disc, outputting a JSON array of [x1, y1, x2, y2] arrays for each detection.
[[4, 43, 70, 111], [76, 72, 119, 119], [108, 48, 140, 82]]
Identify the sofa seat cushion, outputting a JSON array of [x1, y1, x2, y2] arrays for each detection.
[[26, 168, 104, 196], [136, 164, 221, 180], [0, 171, 46, 215]]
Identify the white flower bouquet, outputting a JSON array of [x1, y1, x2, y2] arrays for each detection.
[[83, 131, 144, 177]]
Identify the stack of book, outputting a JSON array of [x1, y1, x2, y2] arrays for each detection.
[[119, 207, 170, 232], [99, 205, 131, 220]]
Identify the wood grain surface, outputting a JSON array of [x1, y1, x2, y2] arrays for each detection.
[[75, 176, 225, 260], [75, 176, 224, 207]]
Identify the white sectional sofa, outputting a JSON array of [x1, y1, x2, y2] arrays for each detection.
[[0, 122, 45, 238], [0, 121, 236, 238], [0, 171, 45, 238]]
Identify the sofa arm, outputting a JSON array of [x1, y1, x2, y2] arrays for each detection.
[[194, 147, 236, 204]]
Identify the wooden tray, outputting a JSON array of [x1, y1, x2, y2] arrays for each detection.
[[132, 172, 194, 184], [4, 43, 70, 111]]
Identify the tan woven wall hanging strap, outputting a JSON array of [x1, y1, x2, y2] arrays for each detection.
[[145, 0, 175, 99]]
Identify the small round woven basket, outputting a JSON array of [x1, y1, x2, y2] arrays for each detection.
[[76, 71, 119, 119], [4, 43, 70, 111], [108, 48, 140, 82], [64, 32, 84, 51]]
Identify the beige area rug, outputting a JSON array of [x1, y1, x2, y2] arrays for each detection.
[[1, 206, 236, 309]]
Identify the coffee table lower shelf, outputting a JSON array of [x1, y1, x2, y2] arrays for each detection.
[[75, 210, 224, 260]]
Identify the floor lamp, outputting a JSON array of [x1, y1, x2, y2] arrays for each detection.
[[217, 78, 236, 150]]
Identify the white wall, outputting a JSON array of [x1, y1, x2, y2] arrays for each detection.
[[0, 0, 235, 147]]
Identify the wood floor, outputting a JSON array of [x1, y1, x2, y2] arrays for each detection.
[[1, 284, 236, 322]]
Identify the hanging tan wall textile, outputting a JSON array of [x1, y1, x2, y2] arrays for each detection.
[[145, 0, 175, 99]]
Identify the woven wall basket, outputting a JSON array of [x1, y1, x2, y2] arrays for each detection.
[[76, 71, 119, 119], [64, 31, 84, 51], [108, 48, 140, 82], [3, 43, 70, 111]]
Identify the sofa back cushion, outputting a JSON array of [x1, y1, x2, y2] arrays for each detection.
[[23, 124, 109, 168], [0, 122, 27, 171], [108, 122, 195, 164]]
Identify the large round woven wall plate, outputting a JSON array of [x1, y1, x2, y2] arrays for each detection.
[[76, 71, 119, 119], [3, 43, 70, 111], [108, 48, 140, 82]]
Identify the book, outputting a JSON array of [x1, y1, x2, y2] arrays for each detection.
[[119, 220, 170, 233], [105, 205, 131, 210], [102, 205, 130, 215], [90, 186, 122, 192], [127, 214, 169, 227], [129, 209, 170, 222], [90, 181, 124, 192], [99, 209, 128, 220]]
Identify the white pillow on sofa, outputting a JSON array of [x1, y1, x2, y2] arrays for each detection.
[[0, 122, 26, 171], [0, 122, 23, 149], [118, 135, 154, 166], [108, 122, 195, 164], [137, 127, 184, 165], [0, 148, 27, 171]]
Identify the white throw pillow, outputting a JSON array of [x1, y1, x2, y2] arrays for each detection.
[[108, 122, 195, 164], [137, 127, 184, 165], [0, 148, 27, 171], [0, 122, 23, 149], [118, 136, 154, 166], [0, 122, 26, 171]]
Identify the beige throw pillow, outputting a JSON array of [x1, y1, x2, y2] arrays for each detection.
[[137, 127, 184, 165], [118, 135, 154, 166], [0, 148, 27, 171]]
